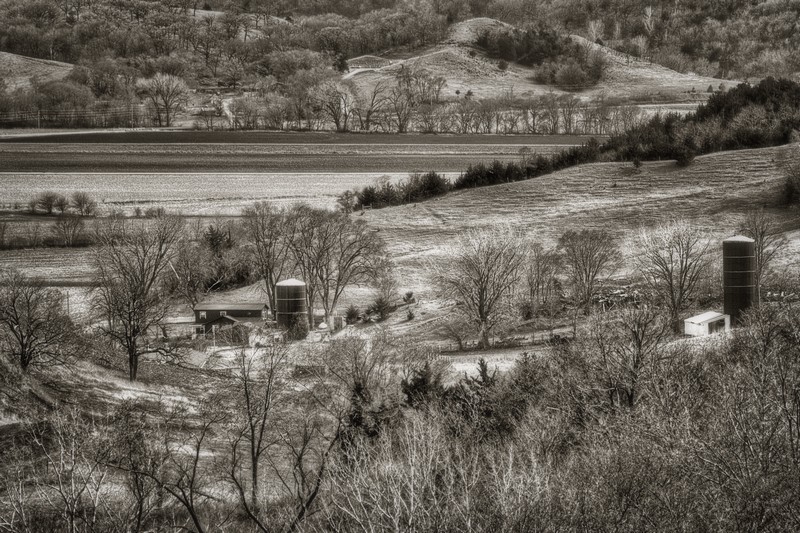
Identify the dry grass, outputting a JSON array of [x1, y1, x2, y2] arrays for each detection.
[[0, 51, 73, 91], [368, 144, 796, 298], [346, 18, 736, 102]]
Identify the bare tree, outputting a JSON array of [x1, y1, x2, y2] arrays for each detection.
[[35, 191, 61, 215], [70, 191, 97, 216], [584, 306, 670, 408], [315, 79, 356, 132], [113, 398, 226, 533], [433, 228, 525, 349], [169, 239, 216, 310], [558, 229, 619, 316], [242, 202, 292, 314], [354, 82, 387, 132], [587, 19, 605, 42], [559, 94, 581, 135], [635, 220, 710, 332], [51, 214, 85, 247], [105, 401, 167, 533], [92, 215, 185, 381], [138, 74, 189, 127], [287, 207, 386, 328], [54, 194, 69, 214], [227, 342, 289, 521], [0, 269, 73, 370], [387, 85, 414, 133], [739, 209, 787, 297], [30, 408, 109, 533], [524, 242, 562, 318]]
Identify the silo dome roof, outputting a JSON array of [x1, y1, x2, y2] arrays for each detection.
[[724, 235, 755, 242], [276, 278, 306, 286]]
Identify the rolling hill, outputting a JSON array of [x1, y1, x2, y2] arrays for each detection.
[[367, 143, 800, 299], [346, 18, 737, 102], [0, 52, 73, 91]]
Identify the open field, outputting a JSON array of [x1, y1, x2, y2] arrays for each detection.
[[0, 172, 436, 211], [0, 133, 587, 173], [0, 131, 593, 144], [0, 143, 572, 172]]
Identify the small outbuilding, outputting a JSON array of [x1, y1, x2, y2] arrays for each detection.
[[684, 311, 730, 337]]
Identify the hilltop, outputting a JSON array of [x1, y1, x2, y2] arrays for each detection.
[[346, 18, 736, 102]]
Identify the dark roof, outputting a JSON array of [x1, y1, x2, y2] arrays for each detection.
[[201, 315, 265, 327], [194, 302, 268, 311]]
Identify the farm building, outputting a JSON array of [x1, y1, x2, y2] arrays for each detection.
[[684, 311, 730, 337], [193, 302, 269, 336]]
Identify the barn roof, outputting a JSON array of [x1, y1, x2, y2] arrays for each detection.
[[685, 311, 726, 324], [194, 302, 268, 311]]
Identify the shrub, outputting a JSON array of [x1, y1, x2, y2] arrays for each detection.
[[401, 362, 444, 407], [406, 309, 415, 321], [519, 301, 534, 320], [403, 291, 415, 304], [144, 207, 166, 218], [345, 304, 360, 325], [367, 295, 393, 321], [287, 317, 309, 341], [498, 60, 508, 71]]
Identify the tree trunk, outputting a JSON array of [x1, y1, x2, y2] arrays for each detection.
[[251, 450, 259, 511], [478, 321, 490, 350], [129, 345, 138, 381]]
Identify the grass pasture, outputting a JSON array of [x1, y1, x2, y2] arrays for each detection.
[[369, 144, 799, 297]]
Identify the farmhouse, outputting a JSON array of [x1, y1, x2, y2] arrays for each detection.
[[193, 302, 269, 336]]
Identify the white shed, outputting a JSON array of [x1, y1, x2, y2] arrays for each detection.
[[684, 311, 730, 336]]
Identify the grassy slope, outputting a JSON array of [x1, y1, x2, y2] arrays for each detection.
[[368, 144, 798, 299], [0, 51, 73, 91], [346, 18, 737, 102]]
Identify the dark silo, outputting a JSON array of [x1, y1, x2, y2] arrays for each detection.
[[275, 278, 307, 328], [723, 235, 757, 325]]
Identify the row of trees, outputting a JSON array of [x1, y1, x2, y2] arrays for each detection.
[[217, 80, 645, 134], [432, 211, 786, 348]]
